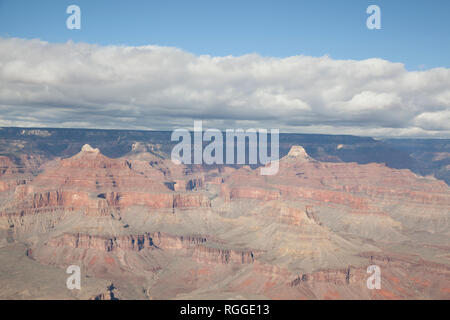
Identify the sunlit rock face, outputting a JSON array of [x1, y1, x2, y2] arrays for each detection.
[[0, 142, 449, 300], [285, 145, 313, 161]]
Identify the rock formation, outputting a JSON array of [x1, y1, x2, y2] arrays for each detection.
[[0, 143, 449, 300]]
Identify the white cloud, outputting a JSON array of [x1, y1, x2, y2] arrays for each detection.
[[0, 37, 449, 137], [414, 110, 450, 131]]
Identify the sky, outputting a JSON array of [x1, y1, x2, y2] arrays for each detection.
[[0, 0, 449, 137]]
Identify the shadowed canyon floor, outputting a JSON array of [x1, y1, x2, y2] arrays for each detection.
[[0, 135, 449, 299]]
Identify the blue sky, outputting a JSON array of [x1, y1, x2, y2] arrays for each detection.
[[0, 0, 449, 70]]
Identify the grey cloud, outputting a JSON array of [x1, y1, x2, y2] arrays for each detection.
[[0, 37, 449, 137]]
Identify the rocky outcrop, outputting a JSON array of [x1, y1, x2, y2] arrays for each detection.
[[194, 245, 255, 264], [219, 146, 450, 214], [0, 156, 37, 192], [0, 145, 213, 217], [45, 232, 209, 253], [98, 191, 210, 210], [173, 193, 210, 208], [221, 185, 280, 201], [91, 284, 120, 300], [0, 191, 211, 217], [46, 233, 157, 252], [289, 267, 365, 286], [173, 178, 204, 191], [43, 232, 253, 265], [284, 145, 314, 162]]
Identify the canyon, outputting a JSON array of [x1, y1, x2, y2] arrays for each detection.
[[0, 129, 449, 299]]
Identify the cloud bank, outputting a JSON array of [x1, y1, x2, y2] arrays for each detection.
[[0, 37, 449, 137]]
